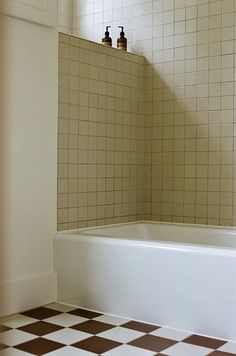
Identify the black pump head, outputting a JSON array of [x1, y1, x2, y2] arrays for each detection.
[[118, 26, 125, 36], [105, 26, 111, 36]]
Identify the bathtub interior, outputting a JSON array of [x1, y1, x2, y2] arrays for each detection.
[[63, 221, 236, 249]]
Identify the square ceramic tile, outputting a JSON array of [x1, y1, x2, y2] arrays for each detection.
[[15, 338, 64, 355], [150, 327, 191, 341], [71, 320, 115, 334], [0, 343, 8, 351], [69, 309, 102, 319], [44, 328, 91, 344], [45, 346, 97, 355], [208, 352, 236, 356], [184, 335, 226, 349], [72, 336, 121, 354], [128, 334, 177, 352], [18, 321, 63, 336], [163, 341, 213, 355], [0, 326, 10, 333], [0, 314, 38, 328], [0, 348, 32, 356], [45, 303, 77, 313], [103, 344, 157, 355], [218, 341, 236, 354], [94, 314, 129, 326], [44, 313, 88, 327], [122, 321, 159, 333], [21, 307, 61, 320], [98, 326, 145, 343], [0, 329, 37, 347]]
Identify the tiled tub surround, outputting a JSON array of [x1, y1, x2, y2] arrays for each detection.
[[58, 33, 150, 231], [55, 221, 236, 342], [1, 303, 236, 355], [67, 0, 236, 228], [58, 23, 236, 230]]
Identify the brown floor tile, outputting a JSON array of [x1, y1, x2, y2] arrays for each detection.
[[73, 336, 121, 353], [71, 320, 114, 334], [21, 307, 62, 320], [0, 343, 8, 350], [15, 338, 64, 355], [122, 320, 159, 333], [18, 321, 63, 336], [69, 308, 102, 319], [208, 352, 236, 356], [128, 334, 177, 352], [0, 325, 11, 333], [183, 335, 226, 349]]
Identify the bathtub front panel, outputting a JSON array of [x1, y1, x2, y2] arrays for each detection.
[[55, 228, 236, 341]]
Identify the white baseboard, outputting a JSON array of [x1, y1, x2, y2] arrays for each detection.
[[0, 272, 56, 317]]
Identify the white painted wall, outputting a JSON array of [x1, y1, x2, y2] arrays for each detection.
[[0, 2, 58, 316]]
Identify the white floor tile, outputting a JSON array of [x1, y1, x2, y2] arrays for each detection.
[[93, 314, 129, 326], [0, 329, 37, 347], [102, 344, 156, 356], [0, 314, 37, 328], [44, 313, 88, 327], [45, 303, 77, 313], [44, 328, 91, 344], [45, 346, 96, 355], [218, 341, 236, 353], [150, 327, 191, 341], [0, 348, 32, 356], [163, 342, 213, 356], [98, 326, 144, 343]]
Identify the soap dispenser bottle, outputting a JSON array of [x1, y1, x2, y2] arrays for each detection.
[[117, 26, 127, 51], [102, 26, 112, 47]]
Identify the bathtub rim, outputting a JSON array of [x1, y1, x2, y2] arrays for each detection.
[[56, 220, 236, 235], [55, 220, 236, 257]]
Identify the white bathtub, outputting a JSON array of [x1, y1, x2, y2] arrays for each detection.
[[54, 221, 236, 341]]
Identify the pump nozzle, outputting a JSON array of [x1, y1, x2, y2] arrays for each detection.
[[118, 26, 125, 37], [105, 26, 111, 35]]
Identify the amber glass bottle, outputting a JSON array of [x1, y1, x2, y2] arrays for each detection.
[[102, 26, 112, 47], [117, 26, 127, 51]]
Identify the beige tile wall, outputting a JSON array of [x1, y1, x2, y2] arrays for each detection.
[[58, 33, 149, 230], [59, 0, 236, 228], [150, 0, 236, 226]]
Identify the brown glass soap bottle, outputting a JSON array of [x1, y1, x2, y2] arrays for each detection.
[[117, 26, 127, 51], [102, 26, 112, 47]]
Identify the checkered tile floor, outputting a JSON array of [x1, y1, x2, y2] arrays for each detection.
[[0, 303, 236, 355]]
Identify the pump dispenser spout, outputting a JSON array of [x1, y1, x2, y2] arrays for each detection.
[[105, 26, 111, 35], [119, 26, 124, 35]]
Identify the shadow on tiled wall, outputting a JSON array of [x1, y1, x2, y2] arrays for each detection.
[[150, 63, 235, 227]]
